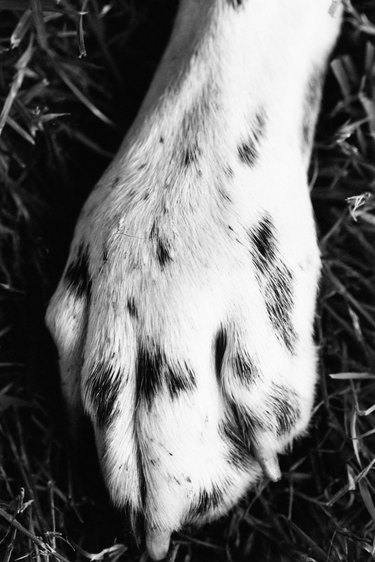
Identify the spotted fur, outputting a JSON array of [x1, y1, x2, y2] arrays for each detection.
[[188, 484, 225, 519], [270, 383, 301, 436], [249, 215, 277, 267], [150, 223, 173, 268], [136, 344, 196, 407], [265, 263, 297, 353], [232, 350, 259, 383], [237, 111, 266, 167], [127, 297, 138, 319], [227, 0, 245, 9], [214, 327, 227, 379], [46, 1, 343, 559], [64, 244, 91, 299], [85, 361, 122, 428], [249, 218, 297, 353], [220, 401, 256, 468], [183, 143, 201, 167]]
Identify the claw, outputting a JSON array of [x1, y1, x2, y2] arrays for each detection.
[[146, 527, 171, 561], [255, 451, 281, 482]]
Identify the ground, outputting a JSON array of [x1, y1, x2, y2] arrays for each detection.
[[0, 1, 374, 561]]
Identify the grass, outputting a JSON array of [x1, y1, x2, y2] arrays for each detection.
[[0, 0, 374, 560]]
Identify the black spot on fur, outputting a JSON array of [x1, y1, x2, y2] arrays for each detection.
[[227, 0, 244, 8], [250, 216, 297, 353], [150, 223, 173, 268], [183, 143, 200, 166], [238, 111, 266, 167], [249, 214, 277, 269], [219, 188, 232, 203], [136, 345, 195, 406], [86, 361, 122, 428], [233, 351, 259, 383], [238, 141, 258, 167], [102, 245, 109, 265], [156, 239, 172, 268], [150, 222, 172, 268], [64, 244, 91, 299], [214, 328, 227, 379], [160, 136, 164, 143], [302, 69, 323, 152], [111, 176, 120, 189], [189, 484, 224, 518], [136, 345, 164, 407], [265, 263, 297, 353], [221, 401, 263, 468], [270, 383, 300, 436], [127, 298, 138, 319], [179, 100, 208, 169], [166, 363, 196, 400]]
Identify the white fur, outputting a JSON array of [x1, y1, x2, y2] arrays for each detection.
[[46, 1, 343, 559]]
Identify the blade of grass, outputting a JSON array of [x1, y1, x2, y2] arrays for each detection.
[[31, 0, 48, 50], [49, 57, 114, 126], [10, 9, 31, 47], [330, 373, 375, 380], [0, 507, 71, 562], [0, 37, 34, 136]]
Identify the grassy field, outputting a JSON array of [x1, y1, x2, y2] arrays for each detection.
[[0, 1, 374, 560]]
